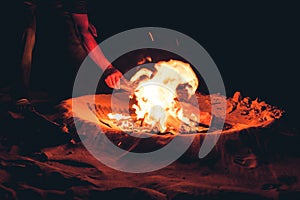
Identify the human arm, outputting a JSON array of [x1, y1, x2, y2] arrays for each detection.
[[71, 13, 122, 88]]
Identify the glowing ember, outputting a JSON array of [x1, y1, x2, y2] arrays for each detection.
[[108, 59, 199, 134]]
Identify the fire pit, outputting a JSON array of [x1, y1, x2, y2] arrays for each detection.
[[60, 60, 283, 172]]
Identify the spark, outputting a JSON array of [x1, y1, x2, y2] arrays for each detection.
[[148, 32, 154, 42]]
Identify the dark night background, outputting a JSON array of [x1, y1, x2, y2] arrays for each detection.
[[1, 1, 299, 126]]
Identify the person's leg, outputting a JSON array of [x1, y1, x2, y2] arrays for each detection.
[[61, 11, 91, 97], [15, 0, 37, 100], [14, 0, 37, 110], [64, 12, 87, 68]]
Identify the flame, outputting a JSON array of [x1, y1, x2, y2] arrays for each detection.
[[132, 60, 199, 133], [108, 59, 199, 134]]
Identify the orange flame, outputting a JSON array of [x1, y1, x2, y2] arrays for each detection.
[[107, 59, 199, 134], [130, 60, 199, 133]]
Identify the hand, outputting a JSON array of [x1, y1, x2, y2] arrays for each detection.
[[105, 68, 123, 89]]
